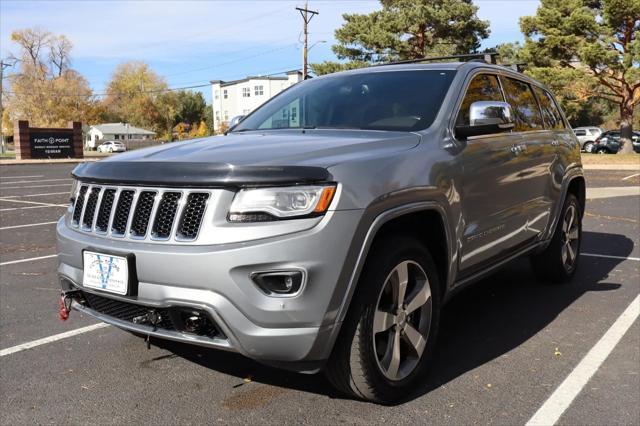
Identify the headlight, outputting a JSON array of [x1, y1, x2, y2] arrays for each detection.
[[228, 185, 336, 222]]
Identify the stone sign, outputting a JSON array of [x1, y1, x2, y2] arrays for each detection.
[[14, 120, 83, 160]]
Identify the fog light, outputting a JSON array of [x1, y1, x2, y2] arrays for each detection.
[[251, 271, 304, 296]]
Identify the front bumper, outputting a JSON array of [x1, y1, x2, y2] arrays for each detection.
[[57, 208, 362, 367]]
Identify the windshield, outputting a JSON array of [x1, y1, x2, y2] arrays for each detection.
[[233, 70, 456, 133]]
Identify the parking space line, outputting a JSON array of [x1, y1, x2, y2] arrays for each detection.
[[581, 253, 640, 261], [1, 183, 71, 190], [0, 323, 110, 357], [0, 221, 58, 230], [0, 254, 57, 266], [622, 172, 640, 181], [0, 178, 72, 185], [526, 295, 639, 426], [0, 197, 67, 207], [0, 175, 44, 179], [0, 205, 67, 212], [1, 191, 69, 199]]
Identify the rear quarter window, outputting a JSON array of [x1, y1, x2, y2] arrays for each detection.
[[533, 86, 565, 130]]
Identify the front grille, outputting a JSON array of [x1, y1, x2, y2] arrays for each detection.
[[130, 191, 156, 237], [81, 187, 101, 229], [111, 190, 134, 235], [79, 291, 223, 339], [152, 192, 181, 239], [72, 186, 88, 225], [177, 193, 210, 240], [82, 291, 175, 330], [70, 184, 212, 243], [95, 189, 116, 232]]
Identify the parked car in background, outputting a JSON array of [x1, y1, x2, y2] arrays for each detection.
[[97, 140, 126, 153], [593, 131, 640, 154], [573, 127, 603, 152]]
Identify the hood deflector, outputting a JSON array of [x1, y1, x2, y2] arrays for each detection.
[[72, 161, 331, 188]]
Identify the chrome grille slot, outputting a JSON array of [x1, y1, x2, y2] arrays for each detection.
[[130, 191, 157, 237], [177, 193, 210, 240], [72, 186, 88, 225], [81, 187, 101, 229], [95, 189, 116, 233], [111, 190, 135, 235], [152, 192, 182, 239]]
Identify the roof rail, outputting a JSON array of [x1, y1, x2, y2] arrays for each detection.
[[374, 52, 499, 67]]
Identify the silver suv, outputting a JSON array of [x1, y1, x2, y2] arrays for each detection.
[[57, 61, 585, 403]]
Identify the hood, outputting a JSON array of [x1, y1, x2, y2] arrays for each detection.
[[73, 129, 420, 187]]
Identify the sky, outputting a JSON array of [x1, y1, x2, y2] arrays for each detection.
[[0, 0, 541, 103]]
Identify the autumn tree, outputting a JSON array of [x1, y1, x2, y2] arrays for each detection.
[[103, 61, 167, 132], [175, 91, 207, 125], [521, 0, 640, 153], [5, 28, 100, 128], [311, 0, 489, 75]]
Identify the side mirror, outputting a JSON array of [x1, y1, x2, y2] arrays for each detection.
[[228, 115, 246, 130], [455, 101, 515, 138]]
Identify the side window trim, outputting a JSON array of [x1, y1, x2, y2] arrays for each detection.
[[530, 84, 548, 130], [545, 89, 568, 130]]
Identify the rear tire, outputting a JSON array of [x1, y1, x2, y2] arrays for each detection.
[[531, 193, 582, 283], [324, 235, 441, 403], [583, 141, 594, 153]]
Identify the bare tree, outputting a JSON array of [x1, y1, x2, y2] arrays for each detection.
[[10, 28, 52, 73], [49, 35, 73, 77]]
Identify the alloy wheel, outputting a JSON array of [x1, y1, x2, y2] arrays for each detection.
[[561, 204, 579, 271], [372, 260, 432, 381]]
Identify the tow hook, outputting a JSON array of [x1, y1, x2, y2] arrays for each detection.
[[132, 310, 162, 350], [59, 289, 80, 321]]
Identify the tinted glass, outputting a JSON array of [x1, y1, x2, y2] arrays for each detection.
[[501, 77, 544, 131], [456, 74, 504, 126], [233, 70, 456, 132], [574, 130, 586, 136], [533, 86, 565, 130]]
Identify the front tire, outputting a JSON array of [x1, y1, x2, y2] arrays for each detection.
[[325, 235, 441, 403], [531, 193, 582, 283]]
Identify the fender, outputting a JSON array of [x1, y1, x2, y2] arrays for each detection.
[[307, 201, 454, 362], [541, 165, 585, 246]]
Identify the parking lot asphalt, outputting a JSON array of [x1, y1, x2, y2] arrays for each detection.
[[0, 163, 638, 425]]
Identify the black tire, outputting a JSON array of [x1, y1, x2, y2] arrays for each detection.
[[531, 193, 582, 283], [583, 141, 594, 153], [324, 235, 441, 403], [596, 147, 609, 154]]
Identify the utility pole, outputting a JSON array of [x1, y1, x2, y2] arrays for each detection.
[[296, 2, 319, 80], [0, 60, 14, 154]]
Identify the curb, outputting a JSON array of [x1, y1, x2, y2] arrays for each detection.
[[582, 164, 640, 171], [0, 158, 100, 166]]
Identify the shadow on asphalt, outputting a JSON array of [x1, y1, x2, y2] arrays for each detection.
[[151, 231, 634, 404]]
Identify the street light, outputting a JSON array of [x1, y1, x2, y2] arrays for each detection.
[[308, 40, 327, 51]]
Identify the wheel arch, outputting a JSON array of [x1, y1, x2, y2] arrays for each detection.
[[335, 202, 453, 325]]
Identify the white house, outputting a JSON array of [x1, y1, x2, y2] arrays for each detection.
[[86, 123, 156, 148], [210, 71, 303, 131]]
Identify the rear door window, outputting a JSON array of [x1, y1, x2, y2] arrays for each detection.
[[574, 130, 586, 136], [456, 74, 504, 126], [500, 77, 544, 132]]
